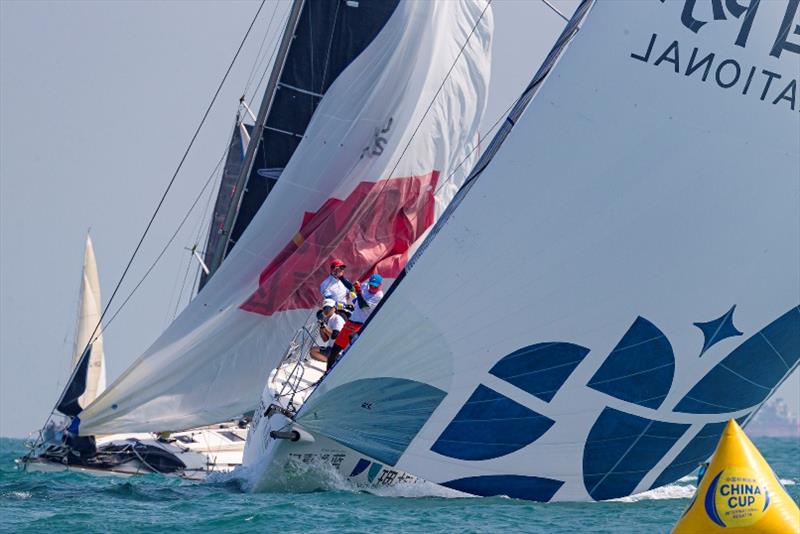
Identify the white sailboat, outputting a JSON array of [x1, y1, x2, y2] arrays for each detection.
[[240, 0, 800, 500], [24, 0, 798, 500], [22, 236, 249, 478], [25, 0, 449, 478], [72, 234, 106, 408]]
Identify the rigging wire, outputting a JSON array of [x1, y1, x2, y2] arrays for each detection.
[[252, 3, 293, 103], [541, 0, 569, 22], [173, 244, 197, 320], [318, 0, 494, 278], [263, 0, 494, 322], [102, 152, 226, 335], [243, 0, 282, 96], [83, 0, 267, 348], [367, 0, 493, 206], [25, 1, 270, 458]]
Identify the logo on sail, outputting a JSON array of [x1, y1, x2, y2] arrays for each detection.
[[241, 172, 439, 316], [629, 1, 799, 111]]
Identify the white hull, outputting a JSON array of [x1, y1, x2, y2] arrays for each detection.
[[240, 348, 417, 492], [21, 423, 248, 480]]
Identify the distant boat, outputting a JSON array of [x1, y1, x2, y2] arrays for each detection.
[[71, 234, 106, 409], [20, 235, 248, 478]]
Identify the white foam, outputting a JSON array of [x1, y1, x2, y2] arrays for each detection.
[[779, 479, 796, 486], [610, 483, 696, 502], [4, 491, 32, 500], [364, 479, 473, 499]]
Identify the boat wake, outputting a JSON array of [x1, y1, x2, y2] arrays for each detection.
[[610, 483, 696, 502], [207, 456, 470, 498]]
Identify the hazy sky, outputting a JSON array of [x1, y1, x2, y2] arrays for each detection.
[[1, 0, 796, 438]]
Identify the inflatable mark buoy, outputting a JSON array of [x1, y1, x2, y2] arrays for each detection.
[[672, 419, 799, 533]]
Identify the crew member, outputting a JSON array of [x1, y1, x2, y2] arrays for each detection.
[[319, 259, 354, 306], [330, 273, 384, 361], [309, 298, 346, 370]]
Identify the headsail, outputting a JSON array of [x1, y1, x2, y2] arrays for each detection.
[[199, 0, 402, 290], [299, 0, 800, 502], [72, 235, 106, 407], [79, 0, 493, 435]]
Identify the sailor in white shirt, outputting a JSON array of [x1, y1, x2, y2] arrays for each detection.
[[349, 273, 384, 324], [330, 273, 385, 363], [309, 298, 346, 369], [319, 258, 354, 306]]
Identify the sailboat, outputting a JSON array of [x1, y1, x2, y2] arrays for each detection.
[[68, 0, 490, 443], [24, 0, 491, 479], [22, 236, 249, 478], [239, 0, 800, 499], [72, 234, 106, 409]]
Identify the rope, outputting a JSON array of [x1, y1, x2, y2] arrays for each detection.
[[243, 0, 281, 96], [102, 152, 226, 334], [541, 0, 569, 22], [83, 0, 268, 350]]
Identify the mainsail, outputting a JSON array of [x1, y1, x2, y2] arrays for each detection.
[[80, 0, 493, 435], [72, 235, 106, 408], [199, 0, 402, 290], [298, 0, 800, 502]]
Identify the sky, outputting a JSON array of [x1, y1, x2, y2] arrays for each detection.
[[0, 0, 797, 439]]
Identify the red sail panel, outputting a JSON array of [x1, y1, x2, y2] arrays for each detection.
[[241, 171, 439, 316]]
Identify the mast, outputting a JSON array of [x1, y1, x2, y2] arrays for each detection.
[[199, 0, 402, 291], [205, 0, 306, 283]]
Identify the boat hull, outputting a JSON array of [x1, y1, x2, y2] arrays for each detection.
[[240, 364, 417, 492]]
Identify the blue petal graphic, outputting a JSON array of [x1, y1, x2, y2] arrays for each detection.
[[676, 307, 800, 414], [490, 342, 590, 402], [587, 316, 675, 409], [694, 305, 743, 356], [349, 458, 371, 477], [583, 407, 688, 500], [442, 475, 564, 502], [431, 385, 555, 461]]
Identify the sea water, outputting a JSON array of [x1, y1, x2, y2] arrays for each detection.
[[1, 437, 797, 533]]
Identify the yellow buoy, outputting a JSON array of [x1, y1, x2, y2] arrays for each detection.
[[672, 419, 799, 533]]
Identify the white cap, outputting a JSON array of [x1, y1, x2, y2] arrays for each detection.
[[322, 298, 336, 309]]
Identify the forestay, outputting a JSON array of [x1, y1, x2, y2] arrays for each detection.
[[299, 0, 800, 502], [80, 0, 493, 435]]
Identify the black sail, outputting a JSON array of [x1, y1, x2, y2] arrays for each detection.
[[199, 0, 400, 291], [56, 345, 92, 417], [198, 122, 251, 289]]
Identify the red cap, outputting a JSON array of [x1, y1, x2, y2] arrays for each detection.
[[330, 259, 346, 269]]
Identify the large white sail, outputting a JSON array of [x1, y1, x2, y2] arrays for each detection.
[[72, 235, 106, 407], [298, 0, 800, 502], [80, 0, 493, 435]]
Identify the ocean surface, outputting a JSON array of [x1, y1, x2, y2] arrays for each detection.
[[1, 436, 797, 534]]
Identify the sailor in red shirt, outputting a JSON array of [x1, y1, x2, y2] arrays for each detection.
[[328, 273, 384, 367]]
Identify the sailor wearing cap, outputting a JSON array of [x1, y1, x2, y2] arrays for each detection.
[[330, 273, 385, 364], [349, 273, 384, 324], [319, 258, 355, 306], [309, 298, 346, 369]]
